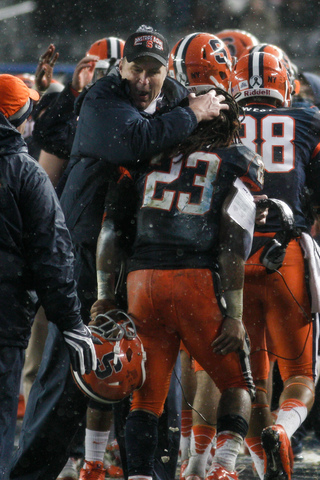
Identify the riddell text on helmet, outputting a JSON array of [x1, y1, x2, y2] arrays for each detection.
[[244, 89, 271, 96]]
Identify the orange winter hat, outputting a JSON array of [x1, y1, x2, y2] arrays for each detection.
[[0, 74, 40, 119]]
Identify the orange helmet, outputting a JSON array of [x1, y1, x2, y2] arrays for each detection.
[[72, 310, 146, 404], [87, 37, 125, 71], [168, 32, 233, 92], [215, 29, 259, 60], [238, 43, 299, 97], [15, 73, 36, 89], [229, 51, 291, 107]]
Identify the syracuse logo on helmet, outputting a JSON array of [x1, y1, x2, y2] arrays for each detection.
[[72, 309, 146, 404], [169, 32, 233, 93], [215, 29, 259, 61]]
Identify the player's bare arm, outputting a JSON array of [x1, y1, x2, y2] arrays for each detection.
[[212, 190, 249, 355], [90, 220, 117, 325]]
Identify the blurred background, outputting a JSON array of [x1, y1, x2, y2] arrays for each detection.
[[1, 0, 320, 81]]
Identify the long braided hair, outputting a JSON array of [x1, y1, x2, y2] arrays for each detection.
[[169, 87, 242, 160]]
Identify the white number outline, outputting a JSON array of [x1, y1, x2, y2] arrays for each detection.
[[142, 152, 221, 215], [240, 114, 295, 173]]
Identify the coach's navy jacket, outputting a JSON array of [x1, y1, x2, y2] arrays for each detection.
[[71, 69, 198, 166], [59, 69, 198, 247], [0, 114, 82, 347]]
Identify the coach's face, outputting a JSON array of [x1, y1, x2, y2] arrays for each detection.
[[119, 56, 167, 110]]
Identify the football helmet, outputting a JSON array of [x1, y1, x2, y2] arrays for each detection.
[[15, 73, 36, 89], [168, 32, 233, 92], [229, 51, 292, 107], [238, 43, 298, 99], [215, 29, 259, 60], [87, 37, 125, 72], [72, 309, 146, 404]]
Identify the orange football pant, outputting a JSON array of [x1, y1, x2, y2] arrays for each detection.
[[243, 236, 315, 383], [127, 268, 253, 416]]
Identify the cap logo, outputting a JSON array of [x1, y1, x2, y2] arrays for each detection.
[[133, 35, 164, 51]]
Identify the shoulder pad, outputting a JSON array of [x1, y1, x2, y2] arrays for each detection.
[[224, 144, 265, 192], [161, 76, 189, 109]]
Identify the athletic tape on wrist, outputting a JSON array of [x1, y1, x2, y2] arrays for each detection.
[[97, 270, 115, 301]]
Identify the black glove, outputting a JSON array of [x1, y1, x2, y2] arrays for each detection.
[[63, 323, 97, 375]]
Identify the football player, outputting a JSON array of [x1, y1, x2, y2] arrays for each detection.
[[230, 51, 320, 480], [237, 42, 300, 103], [169, 32, 269, 480], [215, 29, 259, 62], [87, 36, 125, 81], [169, 32, 232, 480], [92, 85, 265, 480]]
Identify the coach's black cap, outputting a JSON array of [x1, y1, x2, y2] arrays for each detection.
[[123, 26, 169, 66]]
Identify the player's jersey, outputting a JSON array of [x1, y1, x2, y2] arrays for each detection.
[[126, 143, 263, 271], [239, 104, 320, 232]]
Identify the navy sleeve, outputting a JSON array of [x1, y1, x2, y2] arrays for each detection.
[[19, 158, 82, 330], [71, 87, 198, 166], [307, 148, 320, 212]]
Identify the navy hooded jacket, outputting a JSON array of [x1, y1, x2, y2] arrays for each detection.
[[0, 114, 82, 347]]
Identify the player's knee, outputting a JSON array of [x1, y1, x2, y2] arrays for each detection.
[[217, 414, 249, 439]]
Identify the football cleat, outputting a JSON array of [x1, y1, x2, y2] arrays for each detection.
[[261, 425, 294, 480], [79, 461, 106, 480], [205, 463, 238, 480], [106, 439, 120, 452], [57, 457, 82, 480], [106, 465, 123, 478], [180, 459, 189, 480]]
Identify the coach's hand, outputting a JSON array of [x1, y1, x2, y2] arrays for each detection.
[[188, 89, 229, 123], [63, 322, 97, 375]]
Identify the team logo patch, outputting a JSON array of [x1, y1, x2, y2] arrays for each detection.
[[239, 80, 248, 90], [249, 75, 263, 88], [134, 35, 164, 51]]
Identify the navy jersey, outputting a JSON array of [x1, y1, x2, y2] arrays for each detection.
[[115, 144, 264, 271], [239, 104, 320, 232]]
